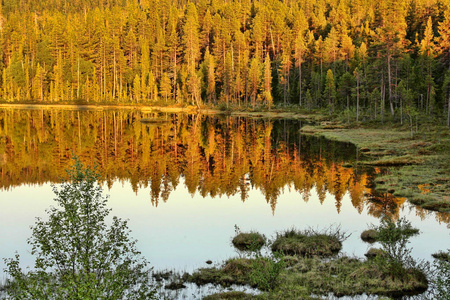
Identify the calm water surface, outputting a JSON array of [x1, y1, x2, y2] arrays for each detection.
[[0, 108, 448, 295]]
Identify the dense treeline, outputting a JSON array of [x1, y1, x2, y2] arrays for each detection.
[[0, 0, 450, 124]]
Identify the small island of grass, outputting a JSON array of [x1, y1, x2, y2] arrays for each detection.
[[271, 228, 344, 257]]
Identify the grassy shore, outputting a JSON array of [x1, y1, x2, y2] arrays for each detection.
[[300, 120, 450, 214]]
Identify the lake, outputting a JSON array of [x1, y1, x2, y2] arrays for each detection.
[[0, 107, 448, 297]]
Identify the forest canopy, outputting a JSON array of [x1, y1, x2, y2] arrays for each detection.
[[0, 0, 450, 121]]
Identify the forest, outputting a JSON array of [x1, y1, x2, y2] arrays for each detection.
[[0, 0, 449, 124]]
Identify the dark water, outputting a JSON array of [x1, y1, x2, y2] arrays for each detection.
[[0, 108, 448, 298]]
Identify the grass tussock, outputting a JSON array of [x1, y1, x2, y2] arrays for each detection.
[[232, 232, 266, 252], [361, 229, 378, 243], [280, 256, 428, 297], [364, 248, 388, 259], [271, 227, 345, 257], [188, 258, 254, 287]]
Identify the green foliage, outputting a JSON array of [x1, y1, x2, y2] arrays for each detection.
[[2, 158, 156, 300], [249, 254, 285, 292], [431, 250, 450, 299], [371, 217, 423, 278]]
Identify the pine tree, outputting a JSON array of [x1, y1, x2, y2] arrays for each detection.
[[262, 55, 273, 109], [420, 16, 436, 115], [324, 69, 336, 115]]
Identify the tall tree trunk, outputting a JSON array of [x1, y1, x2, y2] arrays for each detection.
[[381, 73, 385, 122], [388, 54, 395, 116], [356, 74, 360, 122], [173, 48, 177, 102], [447, 92, 450, 127], [113, 52, 116, 100], [298, 64, 302, 106], [400, 95, 403, 125]]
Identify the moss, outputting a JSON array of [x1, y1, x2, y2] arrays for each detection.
[[232, 232, 265, 252], [271, 229, 342, 257], [361, 229, 378, 243]]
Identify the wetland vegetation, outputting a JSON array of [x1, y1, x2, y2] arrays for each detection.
[[158, 219, 444, 299]]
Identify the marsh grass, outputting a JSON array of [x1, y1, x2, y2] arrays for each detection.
[[360, 229, 378, 243], [300, 122, 450, 213], [271, 226, 348, 257], [364, 248, 387, 259], [232, 232, 266, 252], [184, 223, 430, 299], [278, 255, 428, 297], [188, 258, 255, 288]]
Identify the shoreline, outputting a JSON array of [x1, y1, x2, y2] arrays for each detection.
[[0, 103, 314, 120]]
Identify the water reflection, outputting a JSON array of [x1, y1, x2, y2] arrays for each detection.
[[0, 108, 447, 223]]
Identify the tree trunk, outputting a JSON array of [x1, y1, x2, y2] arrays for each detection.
[[388, 54, 395, 116], [356, 74, 360, 122], [299, 64, 302, 106], [447, 92, 450, 127], [409, 114, 413, 138], [400, 95, 403, 125], [173, 48, 177, 102]]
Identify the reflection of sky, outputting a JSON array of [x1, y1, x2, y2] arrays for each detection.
[[1, 179, 449, 279]]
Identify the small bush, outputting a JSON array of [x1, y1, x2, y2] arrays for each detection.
[[249, 255, 285, 291], [431, 250, 450, 299], [371, 217, 423, 279]]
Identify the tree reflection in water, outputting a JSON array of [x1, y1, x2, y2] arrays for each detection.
[[0, 108, 447, 224]]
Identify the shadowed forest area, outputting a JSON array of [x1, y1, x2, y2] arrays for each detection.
[[0, 0, 449, 125]]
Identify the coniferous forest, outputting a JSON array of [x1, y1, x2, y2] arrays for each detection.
[[1, 0, 450, 123]]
